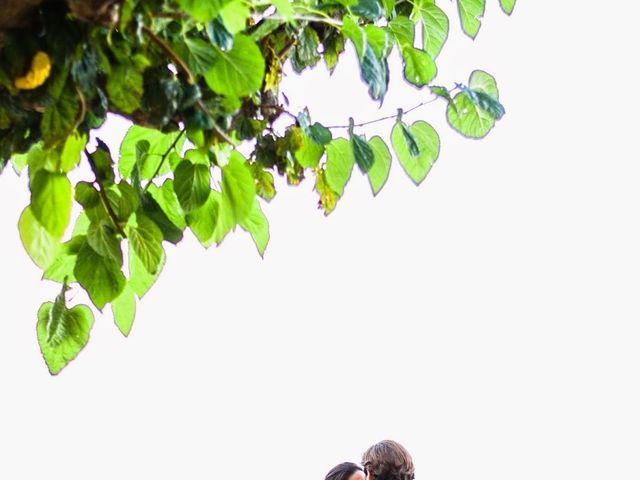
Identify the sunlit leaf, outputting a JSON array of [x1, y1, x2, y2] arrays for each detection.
[[74, 241, 126, 310], [391, 120, 440, 185], [411, 0, 449, 58], [111, 284, 136, 337], [457, 0, 485, 39], [325, 138, 355, 196], [447, 70, 501, 138], [239, 200, 269, 257], [221, 151, 256, 223], [205, 34, 265, 99], [367, 136, 392, 195], [18, 206, 60, 269], [37, 301, 94, 375]]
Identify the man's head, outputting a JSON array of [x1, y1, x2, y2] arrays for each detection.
[[361, 440, 415, 480]]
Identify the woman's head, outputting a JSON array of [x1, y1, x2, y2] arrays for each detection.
[[325, 462, 366, 480], [361, 440, 415, 480]]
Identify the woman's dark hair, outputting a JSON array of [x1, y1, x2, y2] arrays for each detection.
[[325, 462, 364, 480], [362, 440, 415, 480]]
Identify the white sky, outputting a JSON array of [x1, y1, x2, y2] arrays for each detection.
[[1, 1, 639, 479]]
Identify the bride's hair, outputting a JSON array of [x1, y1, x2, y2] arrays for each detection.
[[325, 462, 365, 480]]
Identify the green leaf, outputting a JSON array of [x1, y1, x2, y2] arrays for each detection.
[[204, 34, 265, 99], [342, 16, 366, 59], [119, 126, 184, 180], [391, 120, 440, 185], [460, 86, 505, 119], [297, 110, 332, 146], [367, 136, 392, 195], [173, 160, 211, 213], [457, 0, 485, 39], [110, 181, 140, 222], [308, 123, 332, 146], [272, 0, 294, 19], [401, 46, 437, 87], [43, 236, 85, 283], [87, 220, 123, 265], [174, 37, 218, 76], [363, 25, 392, 58], [447, 70, 500, 138], [240, 200, 269, 257], [325, 138, 355, 196], [221, 151, 256, 223], [352, 0, 385, 20], [210, 190, 236, 245], [500, 0, 515, 15], [74, 242, 126, 310], [351, 134, 375, 173], [18, 206, 60, 270], [31, 170, 72, 239], [111, 285, 136, 337], [72, 214, 90, 236], [294, 131, 324, 168], [323, 32, 345, 73], [186, 191, 220, 246], [129, 241, 165, 299], [87, 140, 115, 186], [106, 65, 143, 114], [218, 1, 250, 34], [359, 43, 389, 102], [177, 0, 230, 22], [388, 16, 415, 48], [59, 132, 87, 172], [291, 27, 321, 73], [41, 87, 79, 148], [411, 0, 449, 58], [381, 0, 395, 16], [252, 165, 276, 202], [401, 123, 420, 157], [207, 17, 234, 51], [315, 170, 339, 215], [126, 213, 164, 275], [75, 181, 107, 223], [147, 179, 187, 230], [37, 301, 94, 375]]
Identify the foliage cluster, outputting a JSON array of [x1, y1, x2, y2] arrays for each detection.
[[0, 0, 514, 373]]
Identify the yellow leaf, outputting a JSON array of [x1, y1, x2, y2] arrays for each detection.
[[14, 51, 52, 90]]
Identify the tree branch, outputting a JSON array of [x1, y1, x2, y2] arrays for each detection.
[[0, 0, 43, 29], [141, 25, 195, 85], [84, 148, 127, 239], [143, 129, 185, 192]]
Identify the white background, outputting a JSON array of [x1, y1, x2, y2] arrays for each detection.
[[1, 1, 639, 479]]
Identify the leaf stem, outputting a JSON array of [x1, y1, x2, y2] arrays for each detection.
[[84, 148, 127, 239], [324, 87, 458, 129], [143, 129, 185, 192], [141, 25, 195, 85]]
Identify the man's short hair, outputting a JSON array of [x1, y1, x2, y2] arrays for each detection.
[[362, 440, 415, 480]]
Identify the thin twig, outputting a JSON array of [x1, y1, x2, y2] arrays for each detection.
[[257, 102, 298, 121], [72, 85, 87, 133], [143, 129, 185, 192], [324, 88, 458, 129], [84, 148, 127, 239], [142, 25, 195, 85]]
